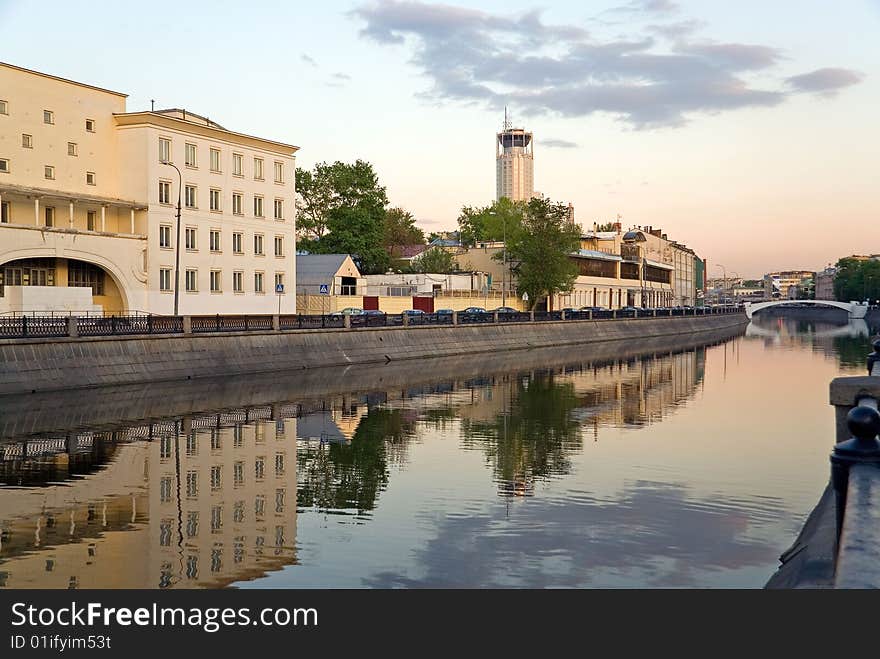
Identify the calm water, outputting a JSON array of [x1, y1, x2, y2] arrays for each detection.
[[0, 314, 875, 588]]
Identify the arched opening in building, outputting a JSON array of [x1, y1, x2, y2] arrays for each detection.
[[0, 257, 126, 314]]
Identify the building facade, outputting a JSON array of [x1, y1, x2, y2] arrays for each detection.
[[815, 266, 837, 300], [495, 112, 534, 202], [0, 62, 298, 315], [763, 270, 815, 300]]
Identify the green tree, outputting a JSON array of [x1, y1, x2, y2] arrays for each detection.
[[457, 197, 523, 247], [411, 247, 458, 274], [834, 258, 880, 302], [319, 206, 390, 274], [383, 207, 425, 257], [504, 197, 581, 310]]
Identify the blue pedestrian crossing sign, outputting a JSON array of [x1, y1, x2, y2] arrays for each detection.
[[319, 284, 330, 295], [275, 283, 284, 294]]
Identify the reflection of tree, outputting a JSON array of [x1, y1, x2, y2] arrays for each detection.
[[461, 375, 582, 494], [833, 335, 872, 369], [297, 408, 414, 513]]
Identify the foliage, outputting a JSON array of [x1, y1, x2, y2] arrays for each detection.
[[833, 258, 880, 303], [595, 222, 616, 231], [318, 206, 390, 274], [383, 207, 425, 257], [411, 247, 458, 274], [503, 197, 581, 310], [456, 197, 523, 247]]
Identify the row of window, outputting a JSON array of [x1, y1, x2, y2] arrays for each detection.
[[160, 226, 285, 256], [159, 137, 284, 183], [18, 133, 81, 155], [158, 181, 285, 219], [0, 101, 95, 131], [0, 203, 107, 231], [0, 157, 94, 184], [160, 268, 285, 294]]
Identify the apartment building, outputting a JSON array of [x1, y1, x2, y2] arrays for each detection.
[[0, 62, 298, 315]]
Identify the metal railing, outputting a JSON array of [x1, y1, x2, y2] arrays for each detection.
[[0, 305, 742, 340]]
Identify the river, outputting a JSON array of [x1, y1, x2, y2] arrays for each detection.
[[0, 314, 874, 588]]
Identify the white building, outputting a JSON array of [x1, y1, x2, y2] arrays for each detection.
[[495, 110, 534, 202], [0, 62, 298, 315]]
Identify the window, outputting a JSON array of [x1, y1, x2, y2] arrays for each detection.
[[209, 229, 221, 252], [274, 273, 284, 291], [44, 165, 54, 180], [159, 268, 171, 291], [159, 224, 171, 248], [86, 171, 96, 185], [0, 100, 6, 114], [254, 272, 264, 294], [255, 457, 265, 480], [184, 184, 196, 208], [254, 157, 264, 180], [274, 198, 285, 220], [87, 210, 96, 231], [159, 137, 171, 163], [85, 118, 95, 132], [186, 511, 199, 537], [210, 270, 222, 293], [253, 195, 264, 218], [0, 159, 8, 173], [185, 227, 197, 250], [232, 192, 243, 215], [186, 470, 199, 498], [274, 236, 284, 257], [160, 477, 173, 503], [209, 188, 221, 212], [21, 134, 32, 148], [185, 143, 197, 167], [185, 269, 198, 292], [1, 201, 9, 223], [211, 506, 222, 532], [210, 148, 221, 172], [232, 153, 243, 176], [158, 180, 171, 204], [43, 110, 54, 124], [274, 161, 284, 183], [233, 271, 243, 293], [68, 142, 77, 156], [211, 466, 222, 491], [68, 262, 104, 295], [275, 453, 285, 476], [232, 232, 243, 254], [44, 207, 55, 227], [254, 234, 264, 255]]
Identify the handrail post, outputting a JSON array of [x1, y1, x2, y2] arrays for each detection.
[[344, 315, 351, 329], [830, 401, 880, 541], [452, 311, 458, 326]]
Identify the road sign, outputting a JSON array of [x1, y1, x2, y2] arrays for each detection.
[[319, 284, 329, 295], [275, 283, 284, 294], [522, 292, 529, 301]]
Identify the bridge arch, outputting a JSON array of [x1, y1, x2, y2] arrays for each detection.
[[744, 299, 867, 319]]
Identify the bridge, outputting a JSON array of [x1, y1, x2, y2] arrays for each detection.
[[744, 299, 868, 319]]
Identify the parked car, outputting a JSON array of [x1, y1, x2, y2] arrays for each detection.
[[363, 309, 386, 316], [492, 306, 519, 313], [561, 307, 576, 313], [462, 306, 488, 313], [435, 308, 455, 315], [403, 309, 426, 315], [330, 307, 365, 316], [579, 306, 605, 312]]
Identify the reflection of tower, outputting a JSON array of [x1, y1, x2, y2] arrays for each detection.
[[496, 107, 534, 201]]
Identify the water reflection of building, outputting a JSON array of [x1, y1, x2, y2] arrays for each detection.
[[0, 419, 297, 589]]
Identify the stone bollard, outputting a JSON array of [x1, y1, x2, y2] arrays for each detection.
[[587, 310, 593, 320], [493, 311, 499, 323], [560, 310, 566, 321], [272, 315, 280, 331], [867, 339, 880, 376], [452, 311, 459, 325], [530, 310, 536, 322], [402, 314, 409, 327], [67, 316, 78, 338], [344, 315, 351, 329], [183, 316, 192, 335], [612, 309, 617, 319], [653, 309, 657, 317], [830, 404, 880, 539]]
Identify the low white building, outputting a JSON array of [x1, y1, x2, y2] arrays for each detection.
[[363, 272, 488, 297]]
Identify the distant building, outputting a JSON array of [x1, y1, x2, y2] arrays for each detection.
[[815, 266, 837, 300], [496, 109, 534, 202], [763, 270, 814, 299]]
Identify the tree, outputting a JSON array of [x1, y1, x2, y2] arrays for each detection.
[[457, 197, 523, 247], [383, 207, 425, 257], [504, 197, 581, 310], [319, 206, 390, 274], [411, 247, 458, 274], [834, 258, 880, 302], [295, 160, 389, 243]]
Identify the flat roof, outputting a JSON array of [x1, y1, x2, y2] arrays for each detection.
[[0, 61, 128, 98]]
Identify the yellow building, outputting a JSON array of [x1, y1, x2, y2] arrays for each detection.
[[0, 62, 298, 315]]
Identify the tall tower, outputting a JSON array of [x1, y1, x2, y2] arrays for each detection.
[[495, 108, 534, 201]]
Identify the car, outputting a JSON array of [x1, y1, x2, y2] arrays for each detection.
[[435, 308, 455, 315], [561, 307, 576, 313], [492, 306, 519, 313], [462, 306, 488, 313], [402, 309, 426, 315], [330, 307, 365, 316], [363, 309, 386, 316]]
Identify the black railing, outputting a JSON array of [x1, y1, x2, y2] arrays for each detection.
[[0, 306, 741, 340]]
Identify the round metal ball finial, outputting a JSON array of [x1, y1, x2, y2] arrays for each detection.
[[846, 405, 880, 444]]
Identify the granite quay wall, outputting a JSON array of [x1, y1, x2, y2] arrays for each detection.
[[0, 320, 746, 440], [0, 312, 748, 397]]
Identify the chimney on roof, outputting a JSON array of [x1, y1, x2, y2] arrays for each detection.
[[613, 222, 621, 234]]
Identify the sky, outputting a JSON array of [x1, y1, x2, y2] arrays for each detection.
[[1, 0, 877, 278]]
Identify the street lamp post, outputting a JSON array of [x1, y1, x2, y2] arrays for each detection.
[[162, 161, 183, 316]]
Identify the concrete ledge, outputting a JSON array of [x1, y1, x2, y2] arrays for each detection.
[[0, 313, 748, 396], [835, 464, 880, 588]]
